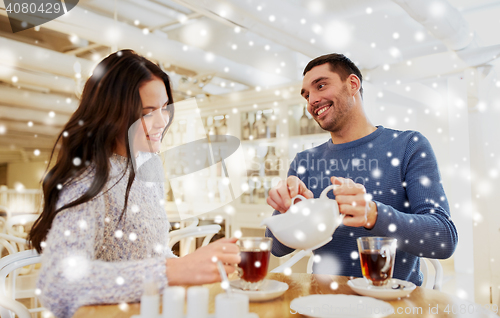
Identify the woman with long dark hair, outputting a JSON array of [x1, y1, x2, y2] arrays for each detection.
[[29, 50, 240, 318]]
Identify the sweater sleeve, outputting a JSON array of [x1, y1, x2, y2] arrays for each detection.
[[37, 186, 168, 318], [368, 132, 458, 259], [265, 155, 299, 257]]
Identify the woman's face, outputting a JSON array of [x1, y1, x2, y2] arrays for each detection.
[[132, 76, 170, 154]]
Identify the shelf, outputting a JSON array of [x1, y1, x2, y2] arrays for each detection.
[[288, 132, 331, 140], [240, 137, 279, 145]]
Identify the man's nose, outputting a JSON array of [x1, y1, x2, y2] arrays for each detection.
[[309, 92, 320, 106]]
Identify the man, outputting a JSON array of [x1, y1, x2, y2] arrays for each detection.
[[265, 53, 458, 285]]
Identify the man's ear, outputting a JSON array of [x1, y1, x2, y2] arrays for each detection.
[[347, 74, 361, 96]]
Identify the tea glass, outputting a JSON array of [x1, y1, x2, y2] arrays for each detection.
[[356, 237, 397, 287], [236, 237, 272, 291]]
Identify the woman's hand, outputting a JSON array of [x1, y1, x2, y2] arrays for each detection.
[[166, 237, 240, 286], [267, 176, 314, 213]]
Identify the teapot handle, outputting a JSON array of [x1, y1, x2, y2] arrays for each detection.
[[290, 194, 307, 206], [320, 184, 339, 199], [319, 184, 343, 223]]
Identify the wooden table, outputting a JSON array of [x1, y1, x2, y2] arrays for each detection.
[[73, 273, 499, 317]]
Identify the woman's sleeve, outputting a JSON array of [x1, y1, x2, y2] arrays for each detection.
[[36, 189, 168, 318]]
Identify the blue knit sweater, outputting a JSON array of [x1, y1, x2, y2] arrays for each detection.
[[265, 126, 458, 285]]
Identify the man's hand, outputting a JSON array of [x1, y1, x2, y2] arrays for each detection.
[[332, 177, 378, 229], [267, 176, 314, 213], [166, 237, 240, 286]]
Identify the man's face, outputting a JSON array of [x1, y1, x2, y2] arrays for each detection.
[[301, 63, 354, 132]]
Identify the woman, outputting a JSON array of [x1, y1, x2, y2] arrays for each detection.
[[29, 50, 240, 318]]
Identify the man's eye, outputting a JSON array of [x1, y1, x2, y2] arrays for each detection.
[[318, 84, 325, 89]]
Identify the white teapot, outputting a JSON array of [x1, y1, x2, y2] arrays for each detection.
[[261, 185, 344, 273]]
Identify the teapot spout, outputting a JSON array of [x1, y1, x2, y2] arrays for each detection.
[[260, 218, 269, 228]]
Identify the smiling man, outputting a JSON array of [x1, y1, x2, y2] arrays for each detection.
[[265, 53, 458, 285]]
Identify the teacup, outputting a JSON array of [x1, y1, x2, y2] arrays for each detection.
[[236, 237, 272, 291], [357, 237, 397, 286]]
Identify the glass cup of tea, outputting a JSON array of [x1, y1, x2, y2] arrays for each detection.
[[356, 237, 397, 287], [236, 237, 273, 291]]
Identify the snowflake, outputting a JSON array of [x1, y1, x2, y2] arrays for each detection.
[[387, 152, 392, 157], [64, 230, 70, 236], [421, 152, 427, 158], [371, 168, 382, 179], [116, 276, 125, 285], [350, 251, 359, 260], [297, 166, 306, 174], [420, 176, 431, 187], [114, 230, 123, 238], [284, 267, 292, 276], [57, 184, 63, 190], [388, 224, 397, 232], [391, 158, 400, 166], [78, 220, 87, 230], [255, 261, 261, 268], [129, 233, 137, 241], [313, 255, 322, 263], [131, 204, 140, 213], [73, 157, 82, 166], [330, 282, 339, 290], [118, 303, 129, 311]]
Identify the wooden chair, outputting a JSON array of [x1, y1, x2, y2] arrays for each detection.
[[0, 250, 43, 318]]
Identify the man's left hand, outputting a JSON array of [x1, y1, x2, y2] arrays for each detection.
[[331, 176, 378, 229]]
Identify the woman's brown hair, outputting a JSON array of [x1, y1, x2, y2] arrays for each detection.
[[29, 50, 174, 253]]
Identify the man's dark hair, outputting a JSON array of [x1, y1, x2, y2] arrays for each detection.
[[303, 53, 363, 97]]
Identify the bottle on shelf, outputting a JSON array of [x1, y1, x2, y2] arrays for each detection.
[[251, 178, 259, 204], [241, 185, 251, 204], [264, 146, 279, 176], [255, 111, 267, 139], [251, 113, 258, 140], [218, 115, 228, 135], [178, 120, 187, 144], [257, 182, 266, 204], [308, 115, 316, 135], [300, 105, 309, 135], [208, 116, 217, 136], [248, 153, 261, 177], [242, 113, 251, 140], [268, 110, 277, 138]]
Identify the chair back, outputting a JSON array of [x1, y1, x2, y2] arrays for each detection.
[[5, 214, 39, 239], [420, 258, 443, 290], [168, 224, 221, 256], [0, 250, 42, 318]]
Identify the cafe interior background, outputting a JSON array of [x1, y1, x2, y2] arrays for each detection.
[[0, 0, 499, 309]]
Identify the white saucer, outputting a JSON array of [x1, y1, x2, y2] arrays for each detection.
[[290, 294, 394, 318], [229, 279, 289, 302], [347, 278, 416, 300]]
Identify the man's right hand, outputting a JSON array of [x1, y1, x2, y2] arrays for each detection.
[[267, 176, 314, 213]]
